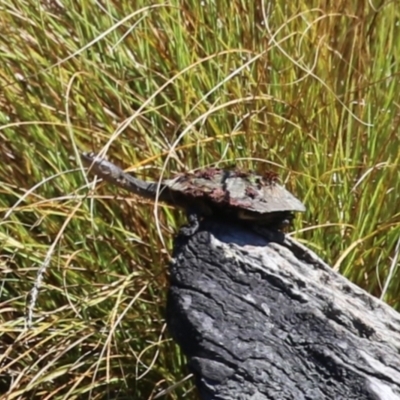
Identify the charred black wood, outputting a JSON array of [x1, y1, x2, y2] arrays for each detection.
[[166, 219, 400, 400]]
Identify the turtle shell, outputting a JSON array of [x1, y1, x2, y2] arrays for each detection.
[[163, 168, 305, 215]]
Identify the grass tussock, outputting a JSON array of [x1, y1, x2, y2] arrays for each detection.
[[0, 0, 399, 398]]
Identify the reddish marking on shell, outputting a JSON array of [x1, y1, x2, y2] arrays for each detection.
[[194, 167, 222, 179], [245, 186, 259, 199], [229, 198, 252, 208], [262, 171, 279, 184], [232, 170, 250, 178], [208, 187, 226, 203]]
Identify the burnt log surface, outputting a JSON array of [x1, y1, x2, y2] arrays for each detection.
[[166, 220, 400, 400]]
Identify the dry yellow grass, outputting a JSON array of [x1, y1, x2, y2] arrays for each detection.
[[0, 0, 399, 398]]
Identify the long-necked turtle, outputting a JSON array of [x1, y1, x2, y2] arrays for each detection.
[[81, 152, 305, 235]]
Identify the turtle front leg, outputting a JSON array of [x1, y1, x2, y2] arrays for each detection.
[[179, 209, 201, 236]]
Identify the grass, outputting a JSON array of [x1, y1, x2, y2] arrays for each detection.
[[0, 0, 399, 398]]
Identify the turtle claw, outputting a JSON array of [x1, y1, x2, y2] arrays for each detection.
[[179, 211, 200, 236]]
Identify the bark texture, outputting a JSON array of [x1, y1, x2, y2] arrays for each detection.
[[166, 220, 400, 400]]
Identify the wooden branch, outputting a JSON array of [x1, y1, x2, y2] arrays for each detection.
[[166, 220, 400, 400]]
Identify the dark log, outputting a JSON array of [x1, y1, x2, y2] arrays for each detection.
[[166, 220, 400, 400]]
